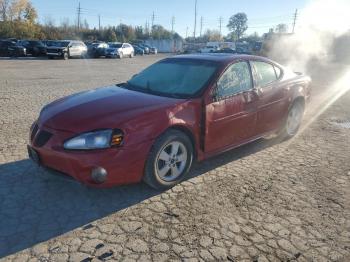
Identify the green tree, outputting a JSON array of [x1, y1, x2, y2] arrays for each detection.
[[151, 24, 172, 39], [227, 12, 248, 40], [104, 28, 117, 42]]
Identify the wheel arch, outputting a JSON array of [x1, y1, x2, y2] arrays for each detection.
[[164, 125, 197, 160]]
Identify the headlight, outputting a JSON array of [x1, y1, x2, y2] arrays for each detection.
[[64, 129, 124, 150]]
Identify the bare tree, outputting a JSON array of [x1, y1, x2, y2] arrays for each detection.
[[8, 0, 28, 21], [0, 0, 11, 21], [227, 12, 248, 40]]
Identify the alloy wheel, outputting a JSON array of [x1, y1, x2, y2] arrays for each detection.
[[286, 103, 304, 136], [155, 141, 188, 182]]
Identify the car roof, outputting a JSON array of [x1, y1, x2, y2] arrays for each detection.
[[169, 53, 274, 65]]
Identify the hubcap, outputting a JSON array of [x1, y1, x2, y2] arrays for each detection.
[[155, 141, 188, 182], [286, 104, 303, 135]]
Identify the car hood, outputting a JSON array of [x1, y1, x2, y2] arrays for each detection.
[[39, 85, 181, 133]]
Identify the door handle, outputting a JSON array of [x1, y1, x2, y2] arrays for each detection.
[[243, 91, 258, 104]]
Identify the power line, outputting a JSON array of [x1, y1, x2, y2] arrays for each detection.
[[292, 9, 298, 33]]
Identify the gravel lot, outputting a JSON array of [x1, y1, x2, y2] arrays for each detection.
[[0, 55, 350, 261]]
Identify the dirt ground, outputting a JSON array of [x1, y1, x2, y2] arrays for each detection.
[[0, 55, 349, 261]]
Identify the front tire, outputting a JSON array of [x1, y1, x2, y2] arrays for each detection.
[[63, 52, 69, 60], [143, 130, 194, 190]]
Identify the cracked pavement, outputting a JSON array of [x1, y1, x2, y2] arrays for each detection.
[[0, 56, 350, 261]]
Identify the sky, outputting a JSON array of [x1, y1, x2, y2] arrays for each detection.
[[31, 0, 308, 37]]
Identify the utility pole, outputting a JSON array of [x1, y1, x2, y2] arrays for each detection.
[[98, 15, 101, 31], [200, 16, 203, 37], [151, 11, 155, 32], [77, 2, 81, 31], [186, 27, 189, 38], [292, 9, 298, 33], [219, 16, 223, 39], [193, 0, 198, 39], [171, 16, 175, 33]]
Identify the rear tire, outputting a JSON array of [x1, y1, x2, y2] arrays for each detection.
[[279, 100, 305, 139], [143, 130, 194, 190]]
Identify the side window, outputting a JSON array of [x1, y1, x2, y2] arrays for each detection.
[[216, 62, 253, 98], [251, 61, 277, 87]]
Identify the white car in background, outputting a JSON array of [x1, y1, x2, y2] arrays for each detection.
[[106, 42, 134, 58], [199, 42, 220, 53]]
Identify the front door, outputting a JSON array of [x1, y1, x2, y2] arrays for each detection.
[[205, 61, 259, 153]]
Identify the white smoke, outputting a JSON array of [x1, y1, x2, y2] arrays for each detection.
[[266, 0, 350, 73]]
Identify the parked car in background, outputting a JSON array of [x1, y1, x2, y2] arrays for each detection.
[[235, 46, 252, 55], [106, 42, 134, 58], [200, 42, 220, 53], [135, 43, 150, 54], [132, 45, 145, 56], [214, 47, 237, 54], [28, 54, 311, 189], [87, 42, 108, 58], [0, 40, 26, 57], [17, 40, 47, 56], [144, 44, 158, 54], [47, 40, 87, 60]]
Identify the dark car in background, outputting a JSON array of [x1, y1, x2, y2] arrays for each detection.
[[132, 45, 145, 56], [144, 44, 158, 54], [135, 43, 150, 54], [47, 40, 87, 60], [0, 40, 26, 57], [17, 40, 47, 56], [87, 42, 108, 58], [214, 47, 237, 54]]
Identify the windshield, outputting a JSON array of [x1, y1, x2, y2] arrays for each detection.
[[124, 59, 218, 98], [109, 44, 122, 48]]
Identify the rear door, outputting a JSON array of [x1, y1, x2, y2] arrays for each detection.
[[250, 60, 288, 134], [205, 61, 259, 153]]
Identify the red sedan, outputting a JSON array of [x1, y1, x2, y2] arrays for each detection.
[[28, 54, 311, 189]]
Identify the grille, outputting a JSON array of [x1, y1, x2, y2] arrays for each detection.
[[30, 123, 39, 142], [34, 130, 53, 147]]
